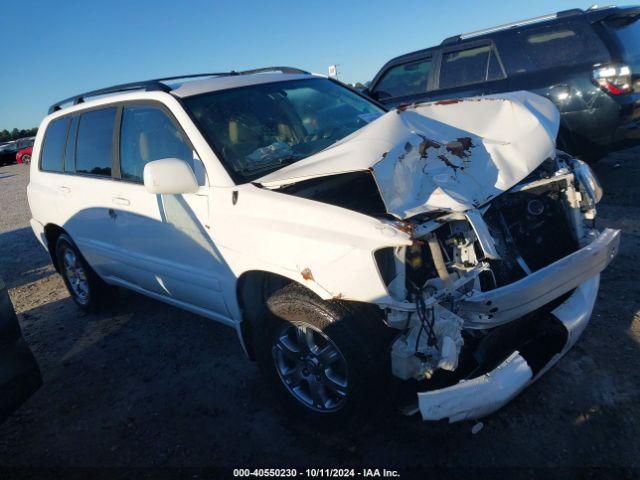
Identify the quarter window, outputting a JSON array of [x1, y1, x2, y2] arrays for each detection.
[[373, 58, 432, 99], [40, 117, 69, 172], [76, 108, 116, 177], [439, 45, 502, 89], [519, 24, 608, 69], [119, 105, 202, 183]]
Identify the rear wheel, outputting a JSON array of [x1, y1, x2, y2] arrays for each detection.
[[254, 283, 392, 428], [56, 234, 114, 311]]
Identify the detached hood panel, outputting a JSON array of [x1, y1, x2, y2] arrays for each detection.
[[257, 91, 560, 219]]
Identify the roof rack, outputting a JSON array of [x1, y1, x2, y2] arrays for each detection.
[[441, 8, 585, 45], [48, 66, 310, 114], [237, 66, 310, 75]]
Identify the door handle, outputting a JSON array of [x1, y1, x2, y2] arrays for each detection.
[[58, 186, 71, 194], [112, 197, 130, 206]]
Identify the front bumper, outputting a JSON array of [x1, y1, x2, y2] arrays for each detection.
[[418, 275, 600, 422], [457, 228, 620, 328]]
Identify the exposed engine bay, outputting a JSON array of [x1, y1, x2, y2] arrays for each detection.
[[381, 153, 606, 385]]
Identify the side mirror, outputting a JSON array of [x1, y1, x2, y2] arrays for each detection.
[[143, 158, 199, 195]]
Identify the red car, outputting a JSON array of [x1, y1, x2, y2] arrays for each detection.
[[16, 146, 32, 164]]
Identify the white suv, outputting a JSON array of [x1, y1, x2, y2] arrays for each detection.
[[28, 68, 620, 425]]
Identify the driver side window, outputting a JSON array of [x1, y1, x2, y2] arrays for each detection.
[[119, 105, 207, 185]]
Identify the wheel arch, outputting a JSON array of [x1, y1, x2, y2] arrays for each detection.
[[43, 223, 67, 272], [234, 269, 390, 361], [236, 270, 329, 360]]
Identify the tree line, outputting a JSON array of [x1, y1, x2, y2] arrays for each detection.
[[0, 128, 38, 142]]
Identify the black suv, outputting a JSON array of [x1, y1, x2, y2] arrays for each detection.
[[365, 6, 640, 159]]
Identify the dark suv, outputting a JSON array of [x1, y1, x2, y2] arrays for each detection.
[[365, 5, 640, 159]]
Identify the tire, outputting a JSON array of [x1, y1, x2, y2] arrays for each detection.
[[253, 283, 393, 428], [55, 234, 115, 311]]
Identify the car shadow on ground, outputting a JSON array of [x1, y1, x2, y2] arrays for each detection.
[[0, 227, 54, 289]]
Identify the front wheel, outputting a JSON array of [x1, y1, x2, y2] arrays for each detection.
[[254, 283, 392, 428]]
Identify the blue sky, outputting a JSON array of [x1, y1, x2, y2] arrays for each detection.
[[0, 0, 593, 130]]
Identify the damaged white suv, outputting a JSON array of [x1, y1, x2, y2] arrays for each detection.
[[28, 68, 619, 425]]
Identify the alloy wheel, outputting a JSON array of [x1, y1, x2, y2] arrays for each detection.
[[272, 322, 349, 412], [62, 249, 89, 304]]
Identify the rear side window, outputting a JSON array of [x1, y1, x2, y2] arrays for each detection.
[[119, 105, 203, 183], [605, 15, 640, 59], [40, 117, 69, 172], [518, 23, 608, 69], [76, 108, 116, 176], [373, 58, 432, 99], [439, 45, 501, 89]]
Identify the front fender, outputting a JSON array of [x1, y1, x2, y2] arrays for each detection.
[[214, 184, 411, 304]]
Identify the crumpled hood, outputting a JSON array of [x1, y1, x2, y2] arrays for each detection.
[[257, 91, 560, 219]]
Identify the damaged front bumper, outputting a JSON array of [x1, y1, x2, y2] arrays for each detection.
[[458, 228, 620, 328], [418, 275, 600, 422]]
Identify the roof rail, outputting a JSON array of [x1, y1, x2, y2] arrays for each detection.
[[48, 67, 310, 114], [440, 8, 584, 45], [237, 66, 310, 75], [47, 72, 236, 114]]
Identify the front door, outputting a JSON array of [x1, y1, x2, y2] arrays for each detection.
[[109, 103, 229, 317]]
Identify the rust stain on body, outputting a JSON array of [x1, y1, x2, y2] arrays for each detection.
[[301, 268, 314, 281], [437, 154, 463, 172], [445, 137, 474, 158], [435, 99, 462, 105], [418, 135, 441, 158]]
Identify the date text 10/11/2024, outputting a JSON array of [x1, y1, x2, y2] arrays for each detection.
[[233, 468, 401, 478]]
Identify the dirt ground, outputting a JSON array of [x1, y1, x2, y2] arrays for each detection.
[[0, 149, 638, 475]]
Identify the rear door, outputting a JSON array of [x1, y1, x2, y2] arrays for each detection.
[[56, 107, 123, 278], [0, 277, 41, 424]]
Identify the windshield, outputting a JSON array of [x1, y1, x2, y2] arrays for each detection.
[[183, 78, 385, 182]]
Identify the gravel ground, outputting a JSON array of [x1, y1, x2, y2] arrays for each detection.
[[0, 151, 638, 474]]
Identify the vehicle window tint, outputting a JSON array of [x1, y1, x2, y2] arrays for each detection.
[[40, 117, 69, 172], [119, 105, 204, 184], [184, 78, 384, 182], [440, 45, 491, 89], [605, 15, 640, 59], [519, 24, 608, 69], [373, 58, 431, 99], [64, 117, 78, 172], [76, 108, 116, 176]]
